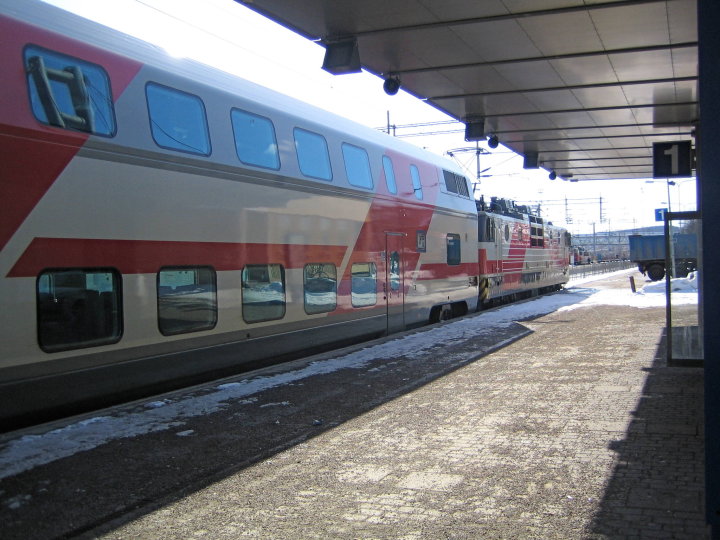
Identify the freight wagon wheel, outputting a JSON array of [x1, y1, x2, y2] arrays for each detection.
[[647, 263, 665, 281]]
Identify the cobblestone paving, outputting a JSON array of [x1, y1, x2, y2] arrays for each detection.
[[99, 274, 707, 539]]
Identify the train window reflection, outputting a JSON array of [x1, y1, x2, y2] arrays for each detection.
[[303, 263, 337, 314], [231, 108, 280, 170], [294, 128, 332, 181], [342, 143, 373, 189], [447, 233, 461, 266], [410, 164, 423, 200], [146, 82, 211, 156], [37, 268, 122, 352], [158, 267, 217, 335], [242, 264, 286, 322], [389, 252, 401, 291], [25, 46, 116, 136], [351, 262, 377, 307]]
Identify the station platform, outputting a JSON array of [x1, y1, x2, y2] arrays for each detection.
[[0, 270, 707, 539]]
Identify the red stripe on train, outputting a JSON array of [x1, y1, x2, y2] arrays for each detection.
[[7, 237, 349, 277]]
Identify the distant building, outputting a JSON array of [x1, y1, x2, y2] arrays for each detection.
[[571, 226, 663, 262]]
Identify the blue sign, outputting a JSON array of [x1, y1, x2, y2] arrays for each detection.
[[655, 208, 668, 221]]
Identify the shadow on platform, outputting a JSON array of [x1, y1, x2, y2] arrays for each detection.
[[589, 328, 707, 538]]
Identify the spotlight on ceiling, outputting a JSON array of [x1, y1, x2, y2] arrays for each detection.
[[321, 38, 361, 75], [549, 170, 557, 180], [383, 76, 401, 96], [487, 135, 499, 149]]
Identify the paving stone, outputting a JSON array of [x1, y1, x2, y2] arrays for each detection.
[[0, 271, 708, 539]]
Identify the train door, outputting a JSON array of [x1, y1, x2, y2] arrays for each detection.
[[385, 232, 405, 334]]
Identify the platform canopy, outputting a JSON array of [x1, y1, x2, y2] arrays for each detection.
[[238, 0, 697, 181]]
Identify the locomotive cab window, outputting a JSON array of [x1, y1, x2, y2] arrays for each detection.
[[157, 267, 217, 335], [447, 233, 461, 266], [304, 263, 337, 315], [146, 82, 211, 156], [37, 268, 122, 352], [231, 108, 280, 170], [342, 143, 374, 189], [242, 264, 286, 322], [478, 215, 496, 242], [351, 262, 377, 307], [25, 46, 116, 136], [294, 128, 332, 181]]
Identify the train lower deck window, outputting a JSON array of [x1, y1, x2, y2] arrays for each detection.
[[304, 263, 337, 314], [382, 156, 398, 194], [146, 82, 211, 156], [342, 143, 374, 189], [157, 267, 217, 335], [351, 262, 377, 307], [231, 108, 280, 170], [447, 234, 461, 266], [242, 264, 286, 322], [37, 269, 122, 352], [410, 165, 423, 200], [24, 45, 116, 136], [294, 128, 332, 181]]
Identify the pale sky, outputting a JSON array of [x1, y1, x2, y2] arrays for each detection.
[[42, 0, 698, 234]]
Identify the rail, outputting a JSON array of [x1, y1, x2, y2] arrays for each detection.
[[569, 260, 635, 279]]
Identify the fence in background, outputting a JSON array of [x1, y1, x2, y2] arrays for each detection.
[[569, 260, 635, 279]]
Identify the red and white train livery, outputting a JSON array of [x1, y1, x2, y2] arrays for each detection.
[[0, 0, 570, 430]]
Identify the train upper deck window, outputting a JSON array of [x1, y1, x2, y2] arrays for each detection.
[[294, 128, 332, 181], [24, 46, 116, 136], [351, 262, 377, 307], [37, 268, 122, 352], [146, 82, 211, 156], [382, 156, 398, 194], [242, 264, 286, 323], [157, 267, 217, 336], [342, 143, 374, 190], [231, 108, 280, 170], [447, 234, 461, 266], [304, 263, 337, 315], [410, 165, 423, 200]]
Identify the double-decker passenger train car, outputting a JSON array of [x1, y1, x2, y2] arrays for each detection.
[[0, 0, 569, 430]]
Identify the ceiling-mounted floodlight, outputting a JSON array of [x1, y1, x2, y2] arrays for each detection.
[[487, 135, 499, 149], [383, 76, 401, 96], [322, 38, 361, 75], [464, 117, 485, 142], [523, 152, 539, 169], [549, 170, 557, 180]]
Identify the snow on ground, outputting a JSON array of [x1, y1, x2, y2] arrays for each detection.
[[0, 269, 698, 480]]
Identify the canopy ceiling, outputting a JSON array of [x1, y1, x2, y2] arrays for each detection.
[[238, 0, 697, 181]]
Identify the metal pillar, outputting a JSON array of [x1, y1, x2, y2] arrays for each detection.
[[699, 0, 720, 535]]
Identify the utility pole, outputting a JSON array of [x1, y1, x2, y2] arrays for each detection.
[[592, 222, 597, 261]]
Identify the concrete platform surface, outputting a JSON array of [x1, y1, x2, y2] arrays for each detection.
[[0, 271, 707, 539]]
